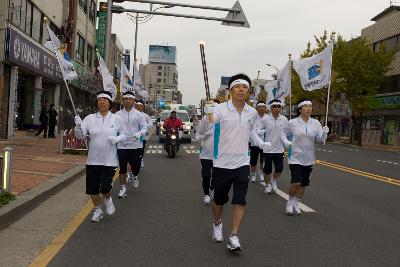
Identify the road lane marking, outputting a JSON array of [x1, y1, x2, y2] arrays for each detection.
[[316, 148, 332, 153], [30, 173, 119, 267], [317, 160, 400, 186], [260, 182, 316, 213], [376, 159, 400, 165]]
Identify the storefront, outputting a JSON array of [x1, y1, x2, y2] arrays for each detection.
[[3, 26, 63, 138]]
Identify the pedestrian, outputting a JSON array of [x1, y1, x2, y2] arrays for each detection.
[[205, 73, 271, 251], [74, 90, 127, 222], [135, 100, 153, 168], [261, 99, 292, 194], [195, 99, 220, 205], [115, 91, 147, 198], [250, 101, 267, 183], [35, 100, 49, 138], [48, 104, 58, 138], [285, 98, 329, 215]]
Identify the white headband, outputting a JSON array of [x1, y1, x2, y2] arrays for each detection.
[[122, 94, 135, 99], [297, 100, 312, 108], [97, 93, 112, 101], [136, 102, 144, 106], [256, 103, 266, 107], [229, 79, 250, 90], [269, 102, 282, 108]]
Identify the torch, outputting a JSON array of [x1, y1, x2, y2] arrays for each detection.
[[199, 41, 213, 122]]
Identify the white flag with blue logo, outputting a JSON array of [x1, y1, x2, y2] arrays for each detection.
[[133, 64, 149, 99], [253, 84, 261, 101], [293, 41, 333, 91], [277, 59, 291, 98], [46, 24, 78, 81], [120, 61, 134, 94], [265, 80, 282, 106], [97, 52, 116, 100]]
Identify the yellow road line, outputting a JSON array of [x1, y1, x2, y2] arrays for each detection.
[[316, 160, 400, 186], [30, 173, 119, 267]]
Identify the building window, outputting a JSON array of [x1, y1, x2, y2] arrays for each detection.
[[87, 44, 93, 68], [157, 72, 162, 76], [79, 0, 87, 13], [8, 0, 21, 28], [89, 0, 96, 23], [20, 0, 26, 32], [25, 1, 32, 36], [31, 5, 41, 42], [158, 66, 162, 70], [157, 78, 161, 83], [75, 33, 85, 63]]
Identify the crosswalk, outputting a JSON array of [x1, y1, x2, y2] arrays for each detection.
[[146, 145, 199, 154]]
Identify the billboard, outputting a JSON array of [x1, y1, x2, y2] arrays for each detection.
[[149, 45, 176, 64]]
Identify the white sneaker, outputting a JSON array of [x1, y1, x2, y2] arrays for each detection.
[[91, 208, 103, 222], [285, 199, 294, 215], [212, 222, 223, 242], [264, 184, 272, 194], [141, 159, 144, 168], [133, 176, 140, 189], [251, 173, 256, 183], [118, 186, 127, 198], [271, 178, 278, 192], [293, 198, 302, 215], [227, 234, 241, 251], [203, 195, 211, 205], [104, 197, 115, 215]]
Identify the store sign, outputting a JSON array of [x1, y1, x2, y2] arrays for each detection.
[[96, 11, 107, 58], [4, 28, 63, 83], [370, 95, 400, 109]]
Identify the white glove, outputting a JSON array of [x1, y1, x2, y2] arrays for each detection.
[[257, 129, 267, 136], [283, 140, 293, 148], [322, 126, 329, 134], [74, 115, 83, 126], [259, 141, 272, 150], [196, 135, 205, 141], [134, 132, 142, 140], [108, 135, 122, 144]]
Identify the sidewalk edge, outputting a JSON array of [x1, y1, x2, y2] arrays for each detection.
[[0, 165, 85, 231]]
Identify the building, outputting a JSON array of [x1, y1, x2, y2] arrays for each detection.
[[0, 0, 99, 139], [361, 5, 400, 145], [140, 45, 180, 108]]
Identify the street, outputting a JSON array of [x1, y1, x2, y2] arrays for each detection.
[[9, 132, 393, 267]]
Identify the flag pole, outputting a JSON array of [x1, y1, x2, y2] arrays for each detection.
[[44, 18, 77, 117], [324, 32, 335, 127], [288, 53, 292, 119]]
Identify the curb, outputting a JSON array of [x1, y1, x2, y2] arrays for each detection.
[[0, 165, 86, 231]]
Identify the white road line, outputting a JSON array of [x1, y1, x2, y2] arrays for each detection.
[[260, 182, 316, 213], [376, 159, 399, 165]]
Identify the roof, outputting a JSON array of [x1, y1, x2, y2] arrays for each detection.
[[371, 5, 400, 21]]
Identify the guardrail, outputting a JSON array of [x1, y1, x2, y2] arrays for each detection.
[[0, 147, 12, 193], [59, 130, 88, 154]]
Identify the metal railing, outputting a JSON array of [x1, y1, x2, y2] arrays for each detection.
[[59, 130, 88, 154], [1, 147, 13, 193]]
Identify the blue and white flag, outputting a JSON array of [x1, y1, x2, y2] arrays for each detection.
[[265, 80, 280, 107], [133, 64, 149, 99], [276, 59, 291, 99], [97, 52, 116, 100], [120, 61, 134, 94], [46, 24, 78, 80], [293, 40, 333, 91]]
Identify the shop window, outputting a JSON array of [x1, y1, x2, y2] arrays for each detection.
[[25, 1, 32, 36], [75, 34, 85, 63], [89, 0, 96, 23], [87, 44, 93, 68], [79, 0, 87, 13], [31, 5, 41, 42]]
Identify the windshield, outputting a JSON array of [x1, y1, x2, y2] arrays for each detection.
[[161, 112, 189, 122]]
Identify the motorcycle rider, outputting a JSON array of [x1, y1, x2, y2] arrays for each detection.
[[163, 110, 184, 149]]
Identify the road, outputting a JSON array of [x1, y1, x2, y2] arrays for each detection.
[[12, 133, 400, 266]]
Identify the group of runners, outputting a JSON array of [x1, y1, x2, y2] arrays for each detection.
[[74, 73, 328, 252]]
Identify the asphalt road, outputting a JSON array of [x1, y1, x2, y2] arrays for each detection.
[[47, 134, 400, 267]]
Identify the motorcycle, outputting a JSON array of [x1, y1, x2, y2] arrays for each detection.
[[164, 128, 180, 158]]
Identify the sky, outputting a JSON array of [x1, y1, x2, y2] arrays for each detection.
[[110, 0, 389, 105]]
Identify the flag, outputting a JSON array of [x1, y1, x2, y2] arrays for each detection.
[[253, 84, 261, 101], [293, 40, 333, 91], [120, 61, 134, 94], [265, 80, 280, 106], [133, 64, 149, 99], [46, 24, 78, 80], [276, 59, 291, 99], [97, 52, 117, 100]]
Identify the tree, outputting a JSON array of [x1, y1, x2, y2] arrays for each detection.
[[334, 37, 394, 146]]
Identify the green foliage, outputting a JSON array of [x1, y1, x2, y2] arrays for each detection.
[[0, 191, 16, 208]]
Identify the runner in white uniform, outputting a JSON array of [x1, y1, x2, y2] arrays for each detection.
[[250, 101, 267, 183], [135, 100, 153, 168], [74, 91, 127, 222], [195, 99, 220, 205], [261, 99, 291, 194], [205, 74, 271, 251], [115, 91, 147, 198], [285, 99, 329, 215]]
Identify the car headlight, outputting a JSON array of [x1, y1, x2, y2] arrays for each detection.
[[185, 125, 191, 130], [161, 126, 164, 130], [171, 135, 177, 139]]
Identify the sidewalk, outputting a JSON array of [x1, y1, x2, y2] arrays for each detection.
[[0, 131, 86, 195]]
